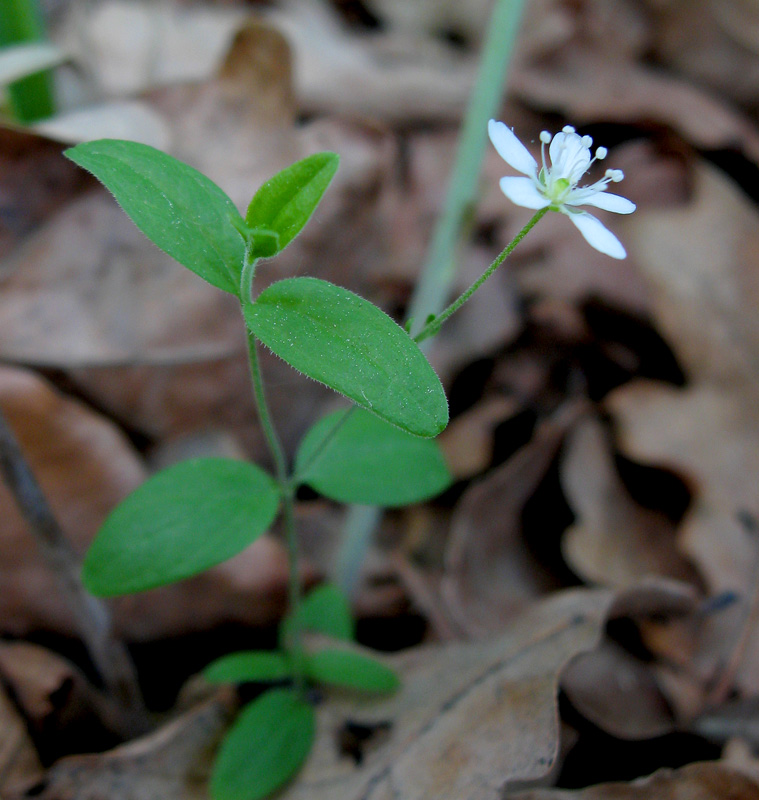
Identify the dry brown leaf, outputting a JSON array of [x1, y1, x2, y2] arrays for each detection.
[[442, 405, 583, 635], [266, 0, 477, 123], [32, 100, 171, 149], [510, 761, 759, 800], [512, 50, 759, 164], [650, 0, 759, 108], [0, 682, 44, 797], [560, 415, 699, 588], [54, 0, 246, 99], [281, 583, 700, 800], [0, 642, 108, 744], [0, 192, 243, 367], [438, 396, 519, 479], [35, 692, 235, 800], [0, 366, 307, 641], [606, 161, 759, 693], [24, 584, 692, 800], [561, 640, 675, 740], [0, 366, 145, 636], [0, 126, 95, 259]]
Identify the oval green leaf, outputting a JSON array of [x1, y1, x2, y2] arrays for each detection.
[[244, 278, 448, 438], [245, 152, 339, 253], [83, 458, 279, 596], [295, 408, 452, 506], [65, 139, 245, 295], [305, 648, 400, 694], [204, 651, 292, 684], [279, 583, 354, 649], [211, 688, 315, 800]]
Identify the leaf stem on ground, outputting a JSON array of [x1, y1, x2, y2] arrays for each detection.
[[0, 408, 150, 737]]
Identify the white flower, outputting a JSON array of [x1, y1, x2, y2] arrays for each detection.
[[488, 120, 636, 259]]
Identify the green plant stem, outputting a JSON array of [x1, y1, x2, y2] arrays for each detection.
[[407, 0, 528, 338], [414, 207, 548, 343], [336, 0, 529, 598], [244, 329, 305, 687], [241, 243, 306, 690]]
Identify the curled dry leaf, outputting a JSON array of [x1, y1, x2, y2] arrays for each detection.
[[0, 366, 145, 637], [35, 691, 236, 800], [510, 761, 759, 800], [607, 162, 759, 693], [54, 0, 246, 98], [438, 396, 519, 480], [442, 405, 582, 636], [511, 50, 759, 164], [25, 584, 693, 800], [0, 681, 44, 797], [0, 642, 113, 749], [265, 0, 477, 123], [278, 583, 694, 800], [561, 641, 676, 740], [650, 0, 759, 108], [560, 414, 700, 588]]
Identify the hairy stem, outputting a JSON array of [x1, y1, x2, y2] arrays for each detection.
[[241, 243, 305, 686], [0, 407, 149, 736], [414, 207, 548, 343]]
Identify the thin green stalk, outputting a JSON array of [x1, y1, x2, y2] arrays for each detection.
[[337, 0, 528, 596], [414, 207, 548, 343], [407, 0, 527, 338], [0, 0, 55, 122], [240, 244, 305, 688]]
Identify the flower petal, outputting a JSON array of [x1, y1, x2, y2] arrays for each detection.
[[549, 131, 591, 182], [488, 120, 538, 177], [499, 177, 549, 210], [566, 191, 636, 214], [565, 210, 627, 259]]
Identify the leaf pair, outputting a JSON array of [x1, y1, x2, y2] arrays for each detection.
[[66, 140, 448, 438], [204, 645, 399, 694], [65, 141, 338, 294], [205, 584, 398, 800]]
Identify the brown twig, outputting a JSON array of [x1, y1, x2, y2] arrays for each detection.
[[0, 407, 150, 737]]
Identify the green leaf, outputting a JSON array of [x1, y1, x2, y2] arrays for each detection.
[[279, 583, 354, 649], [64, 139, 245, 295], [83, 458, 279, 596], [245, 278, 448, 438], [305, 648, 400, 694], [204, 652, 291, 684], [295, 408, 452, 506], [245, 152, 339, 254], [211, 688, 314, 800]]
